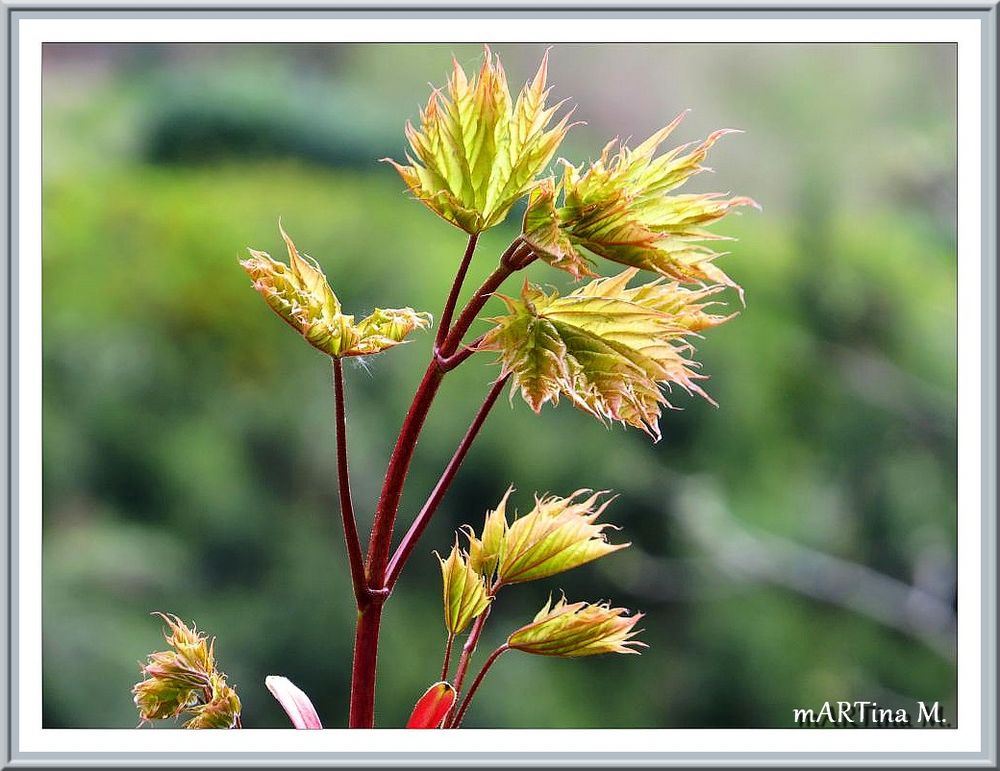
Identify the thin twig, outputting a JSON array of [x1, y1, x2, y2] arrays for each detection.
[[444, 598, 494, 727], [332, 357, 369, 610], [675, 479, 958, 661], [441, 633, 456, 681], [434, 334, 487, 372], [436, 233, 479, 349], [451, 644, 509, 728], [385, 374, 511, 590], [366, 241, 525, 585]]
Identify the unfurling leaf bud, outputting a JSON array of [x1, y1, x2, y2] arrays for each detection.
[[352, 307, 435, 357], [439, 542, 491, 635], [478, 270, 736, 440], [496, 490, 627, 585], [241, 224, 431, 358], [507, 595, 646, 657], [132, 613, 241, 729], [183, 673, 242, 729], [465, 486, 512, 580], [406, 681, 457, 728], [520, 111, 757, 292], [521, 178, 595, 280], [384, 47, 575, 234]]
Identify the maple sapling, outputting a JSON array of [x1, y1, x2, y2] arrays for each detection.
[[133, 46, 755, 730]]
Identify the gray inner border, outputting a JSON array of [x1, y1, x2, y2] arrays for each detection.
[[2, 2, 996, 768]]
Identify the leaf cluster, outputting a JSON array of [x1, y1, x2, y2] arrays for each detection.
[[241, 224, 432, 358], [442, 488, 640, 659], [479, 270, 732, 440], [132, 613, 241, 729], [385, 48, 574, 234]]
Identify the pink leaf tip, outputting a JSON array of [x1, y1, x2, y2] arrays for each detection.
[[265, 675, 323, 729]]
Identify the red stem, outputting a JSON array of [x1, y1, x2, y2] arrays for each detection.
[[433, 333, 487, 372], [384, 373, 510, 590], [332, 358, 369, 610], [444, 601, 493, 727], [364, 362, 444, 585], [348, 602, 384, 728], [349, 236, 531, 728], [451, 644, 509, 728], [365, 258, 519, 585], [436, 234, 479, 349], [440, 633, 455, 681], [437, 242, 527, 360]]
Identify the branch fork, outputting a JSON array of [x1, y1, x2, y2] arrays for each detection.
[[344, 234, 534, 726]]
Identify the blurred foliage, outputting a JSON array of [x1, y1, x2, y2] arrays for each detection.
[[42, 43, 956, 729]]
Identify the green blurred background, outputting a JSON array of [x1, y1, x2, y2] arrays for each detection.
[[41, 43, 957, 729]]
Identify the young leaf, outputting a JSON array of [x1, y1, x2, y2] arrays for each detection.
[[183, 673, 243, 729], [521, 112, 757, 289], [384, 47, 574, 234], [439, 542, 492, 635], [407, 682, 457, 728], [478, 269, 733, 440], [464, 486, 513, 580], [132, 613, 241, 729], [507, 595, 645, 657], [521, 178, 595, 280], [265, 675, 323, 729], [241, 224, 432, 358], [495, 490, 626, 585]]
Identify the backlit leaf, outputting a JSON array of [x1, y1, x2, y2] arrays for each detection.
[[133, 613, 241, 729], [521, 112, 757, 289], [521, 178, 595, 279], [507, 595, 645, 657], [385, 47, 574, 234], [439, 542, 492, 635], [241, 225, 432, 358], [496, 489, 626, 585], [478, 269, 734, 440], [465, 486, 513, 581]]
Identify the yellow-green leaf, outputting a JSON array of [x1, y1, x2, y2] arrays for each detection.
[[465, 486, 512, 580], [385, 47, 574, 234], [506, 595, 645, 657], [520, 112, 757, 289], [241, 225, 432, 358], [183, 673, 242, 730], [439, 542, 491, 635], [521, 178, 595, 280], [133, 613, 241, 729], [495, 490, 626, 585], [478, 269, 733, 440]]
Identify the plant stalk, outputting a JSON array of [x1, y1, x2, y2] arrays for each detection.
[[444, 601, 493, 727], [348, 601, 384, 728], [440, 633, 455, 681], [437, 244, 525, 360], [436, 234, 479, 349], [350, 236, 531, 728], [365, 255, 520, 585], [433, 333, 487, 372], [364, 362, 444, 584], [451, 644, 509, 728], [384, 373, 510, 590], [332, 357, 369, 611]]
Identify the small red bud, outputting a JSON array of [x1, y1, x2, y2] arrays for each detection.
[[406, 682, 456, 729]]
